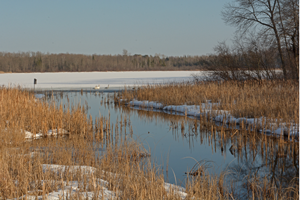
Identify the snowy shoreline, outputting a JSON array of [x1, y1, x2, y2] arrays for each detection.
[[121, 99, 299, 141]]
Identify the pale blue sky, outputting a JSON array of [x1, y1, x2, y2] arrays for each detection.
[[0, 1, 235, 56]]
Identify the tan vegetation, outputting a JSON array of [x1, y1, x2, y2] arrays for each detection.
[[0, 87, 298, 199], [0, 87, 184, 199], [120, 80, 299, 122], [119, 80, 299, 127]]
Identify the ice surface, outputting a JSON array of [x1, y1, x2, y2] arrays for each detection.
[[0, 71, 205, 90]]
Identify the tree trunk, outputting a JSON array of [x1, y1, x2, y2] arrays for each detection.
[[268, 0, 287, 79]]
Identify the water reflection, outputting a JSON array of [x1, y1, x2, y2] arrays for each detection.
[[43, 91, 298, 191], [227, 141, 298, 198]]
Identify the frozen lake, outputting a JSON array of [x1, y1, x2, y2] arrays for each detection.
[[0, 71, 205, 90]]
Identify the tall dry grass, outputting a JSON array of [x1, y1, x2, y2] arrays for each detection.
[[119, 80, 298, 121], [118, 80, 299, 138], [0, 87, 298, 199], [0, 87, 185, 199]]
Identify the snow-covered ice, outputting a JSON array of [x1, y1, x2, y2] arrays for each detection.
[[0, 71, 205, 90]]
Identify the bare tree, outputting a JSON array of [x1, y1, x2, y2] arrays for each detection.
[[122, 49, 128, 56], [201, 33, 281, 82], [277, 0, 299, 79], [222, 0, 299, 79], [210, 41, 245, 81]]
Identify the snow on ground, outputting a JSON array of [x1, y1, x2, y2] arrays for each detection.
[[24, 129, 68, 139], [15, 180, 115, 200], [124, 100, 299, 140], [12, 164, 187, 200], [0, 71, 205, 90]]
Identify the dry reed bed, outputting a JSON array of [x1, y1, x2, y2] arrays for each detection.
[[0, 87, 188, 199], [118, 80, 299, 139], [0, 87, 92, 143], [0, 87, 298, 199]]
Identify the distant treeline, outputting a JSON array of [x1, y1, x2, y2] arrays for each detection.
[[0, 52, 216, 72]]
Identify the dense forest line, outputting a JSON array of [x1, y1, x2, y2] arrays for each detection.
[[0, 52, 215, 72]]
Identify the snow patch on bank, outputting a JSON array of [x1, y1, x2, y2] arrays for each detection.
[[123, 100, 299, 140], [14, 164, 187, 200], [24, 129, 68, 139], [15, 180, 115, 200]]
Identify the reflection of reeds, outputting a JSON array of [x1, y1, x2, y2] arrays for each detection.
[[185, 160, 213, 177], [117, 80, 299, 138], [115, 99, 298, 164]]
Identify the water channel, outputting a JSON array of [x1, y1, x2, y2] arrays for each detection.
[[40, 90, 298, 194]]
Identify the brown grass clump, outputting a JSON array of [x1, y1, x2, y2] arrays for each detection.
[[118, 80, 298, 130], [0, 87, 94, 145]]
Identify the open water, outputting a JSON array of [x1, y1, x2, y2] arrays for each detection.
[[42, 90, 298, 193]]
